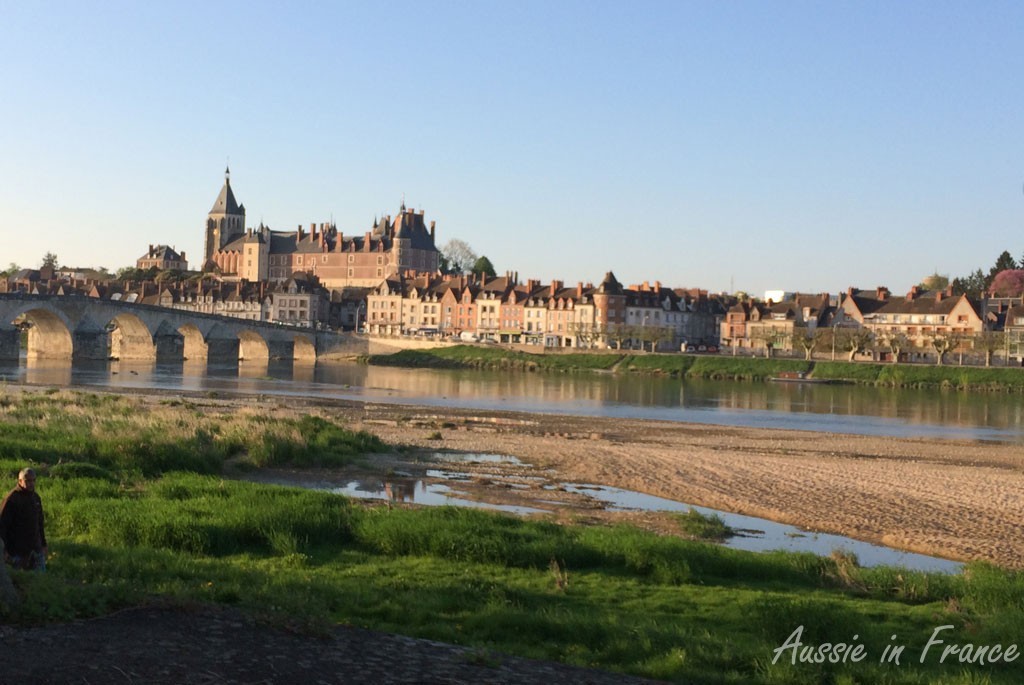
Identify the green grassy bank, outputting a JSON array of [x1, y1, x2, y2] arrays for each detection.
[[364, 345, 1024, 390], [1, 390, 1022, 683]]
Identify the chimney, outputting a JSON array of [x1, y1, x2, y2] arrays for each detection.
[[148, 244, 154, 255], [181, 251, 186, 262], [364, 231, 371, 250], [935, 290, 944, 302], [576, 282, 583, 299], [654, 280, 661, 292], [297, 224, 304, 241], [907, 285, 918, 301], [876, 286, 888, 301], [429, 220, 435, 239]]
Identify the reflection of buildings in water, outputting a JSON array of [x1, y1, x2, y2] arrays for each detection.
[[383, 477, 420, 503]]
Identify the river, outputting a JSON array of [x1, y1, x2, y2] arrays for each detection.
[[2, 357, 1023, 443]]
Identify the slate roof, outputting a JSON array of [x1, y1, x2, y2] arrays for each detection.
[[139, 245, 184, 262], [209, 170, 243, 215]]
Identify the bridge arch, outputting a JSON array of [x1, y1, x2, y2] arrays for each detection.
[[9, 307, 74, 360], [238, 330, 269, 362], [293, 333, 316, 362], [104, 312, 156, 361], [179, 324, 208, 361]]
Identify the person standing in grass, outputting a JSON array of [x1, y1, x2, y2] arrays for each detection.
[[0, 468, 47, 571]]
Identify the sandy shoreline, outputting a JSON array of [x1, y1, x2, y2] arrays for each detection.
[[345, 401, 1024, 569], [14, 383, 1024, 569]]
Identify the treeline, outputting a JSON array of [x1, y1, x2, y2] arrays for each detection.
[[948, 249, 1024, 298]]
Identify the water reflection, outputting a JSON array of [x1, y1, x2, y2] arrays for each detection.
[[249, 472, 550, 516], [563, 484, 962, 574], [1, 358, 1022, 442]]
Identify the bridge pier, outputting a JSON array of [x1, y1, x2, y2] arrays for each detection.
[[0, 328, 19, 361], [72, 329, 110, 361], [266, 339, 295, 361], [206, 337, 240, 364], [154, 332, 185, 362]]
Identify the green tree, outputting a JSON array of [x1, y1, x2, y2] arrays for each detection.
[[472, 256, 497, 279], [0, 262, 20, 277], [40, 252, 59, 270], [987, 251, 1018, 288], [951, 269, 986, 299], [437, 253, 451, 275]]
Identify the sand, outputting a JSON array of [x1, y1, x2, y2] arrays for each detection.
[[343, 401, 1024, 569]]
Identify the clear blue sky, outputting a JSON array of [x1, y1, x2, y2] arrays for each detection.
[[3, 1, 1022, 297]]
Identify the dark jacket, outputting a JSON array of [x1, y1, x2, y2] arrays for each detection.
[[0, 486, 46, 557]]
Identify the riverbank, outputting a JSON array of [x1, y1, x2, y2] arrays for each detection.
[[15, 382, 1020, 569], [363, 345, 1024, 390]]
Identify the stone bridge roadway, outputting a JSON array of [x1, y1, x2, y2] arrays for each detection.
[[0, 293, 350, 363]]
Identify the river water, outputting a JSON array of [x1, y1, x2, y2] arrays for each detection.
[[3, 357, 1022, 443]]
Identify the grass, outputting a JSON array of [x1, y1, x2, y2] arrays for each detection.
[[0, 389, 385, 477], [676, 508, 733, 540], [0, 389, 1022, 684], [365, 346, 623, 373]]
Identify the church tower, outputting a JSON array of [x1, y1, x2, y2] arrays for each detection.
[[204, 167, 246, 266]]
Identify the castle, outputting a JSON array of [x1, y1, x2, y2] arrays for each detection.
[[203, 168, 440, 289]]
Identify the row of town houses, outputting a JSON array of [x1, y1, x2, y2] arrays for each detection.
[[4, 266, 1024, 357], [365, 271, 722, 348]]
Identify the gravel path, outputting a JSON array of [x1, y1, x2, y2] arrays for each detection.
[[0, 604, 664, 684]]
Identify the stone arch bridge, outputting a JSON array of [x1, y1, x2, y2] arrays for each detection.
[[0, 294, 350, 363]]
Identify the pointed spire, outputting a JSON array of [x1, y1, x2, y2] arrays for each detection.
[[210, 168, 242, 215]]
